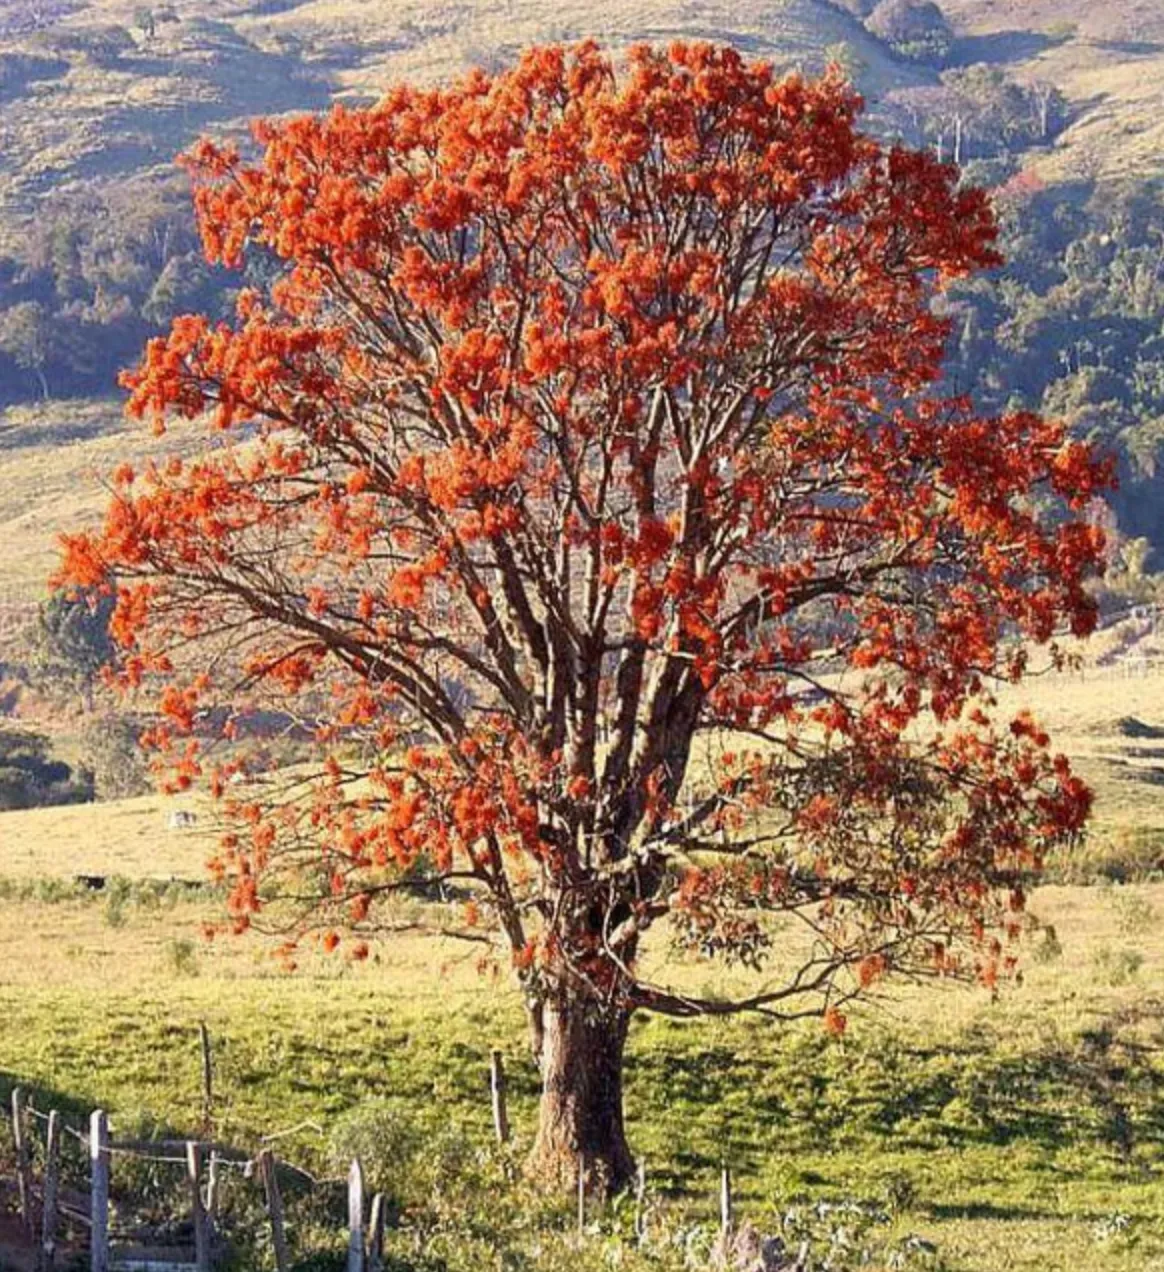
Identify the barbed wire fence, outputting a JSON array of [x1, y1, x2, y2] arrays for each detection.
[[1, 1041, 657, 1272], [2, 1022, 413, 1272], [3, 1038, 659, 1272]]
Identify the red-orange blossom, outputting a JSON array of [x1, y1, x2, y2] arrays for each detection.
[[61, 41, 1109, 1189]]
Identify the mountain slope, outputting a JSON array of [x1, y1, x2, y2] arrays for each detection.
[[0, 0, 923, 230], [940, 0, 1164, 182]]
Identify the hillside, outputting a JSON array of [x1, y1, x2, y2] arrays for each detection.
[[940, 0, 1164, 182], [0, 0, 922, 231], [2, 0, 1162, 235]]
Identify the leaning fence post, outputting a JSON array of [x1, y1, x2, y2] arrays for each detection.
[[90, 1110, 110, 1272], [367, 1193, 385, 1272], [258, 1150, 289, 1272], [38, 1110, 61, 1272], [198, 1022, 213, 1134], [187, 1141, 210, 1272], [489, 1050, 510, 1145], [12, 1087, 32, 1234], [347, 1159, 365, 1272]]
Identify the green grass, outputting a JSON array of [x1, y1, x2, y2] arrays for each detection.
[[3, 880, 1164, 1269]]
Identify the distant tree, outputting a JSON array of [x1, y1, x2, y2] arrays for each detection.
[[63, 43, 1107, 1191], [1029, 80, 1066, 140], [0, 179, 220, 403], [133, 6, 156, 40], [0, 729, 92, 810], [142, 252, 218, 326], [25, 587, 116, 711], [80, 713, 150, 799], [888, 69, 1068, 164], [867, 0, 955, 65], [823, 40, 868, 85], [0, 301, 53, 397]]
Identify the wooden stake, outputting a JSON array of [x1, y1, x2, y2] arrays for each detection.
[[206, 1150, 221, 1219], [489, 1050, 510, 1145], [347, 1159, 365, 1272], [11, 1088, 32, 1234], [258, 1150, 288, 1272], [198, 1022, 213, 1134], [187, 1142, 210, 1272], [367, 1193, 385, 1272], [719, 1164, 733, 1244], [576, 1153, 585, 1237], [90, 1111, 110, 1272], [634, 1159, 647, 1246], [38, 1110, 61, 1272]]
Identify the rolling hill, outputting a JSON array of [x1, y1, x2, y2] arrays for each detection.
[[940, 0, 1164, 182], [0, 0, 924, 233], [0, 0, 1162, 603]]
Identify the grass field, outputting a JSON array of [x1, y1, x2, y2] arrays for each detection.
[[2, 871, 1164, 1270], [3, 669, 1164, 1269], [4, 1, 1164, 1264]]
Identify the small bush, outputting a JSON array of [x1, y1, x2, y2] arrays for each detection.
[[103, 876, 133, 929], [1032, 924, 1063, 963], [1092, 946, 1144, 986], [327, 1100, 421, 1205], [1113, 889, 1156, 936], [164, 937, 199, 976]]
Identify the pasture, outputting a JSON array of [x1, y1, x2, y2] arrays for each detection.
[[3, 658, 1164, 1269]]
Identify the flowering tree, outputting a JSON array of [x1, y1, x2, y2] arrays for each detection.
[[61, 42, 1108, 1191]]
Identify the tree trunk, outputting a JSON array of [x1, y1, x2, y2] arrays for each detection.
[[528, 1000, 635, 1196]]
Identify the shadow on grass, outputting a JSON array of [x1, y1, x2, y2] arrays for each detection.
[[926, 1200, 1107, 1223], [0, 407, 120, 453], [948, 31, 1057, 66], [1090, 39, 1164, 57], [627, 1002, 1164, 1182]]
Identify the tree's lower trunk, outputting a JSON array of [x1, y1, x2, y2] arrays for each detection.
[[528, 999, 635, 1196]]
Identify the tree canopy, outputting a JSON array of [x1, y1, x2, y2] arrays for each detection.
[[61, 41, 1108, 1188]]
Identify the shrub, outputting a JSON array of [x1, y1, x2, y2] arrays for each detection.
[[1092, 946, 1144, 986], [80, 713, 150, 800], [866, 0, 954, 65], [164, 937, 199, 976], [1113, 889, 1156, 936], [327, 1100, 422, 1206]]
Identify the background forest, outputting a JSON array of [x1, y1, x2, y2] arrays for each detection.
[[4, 4, 1164, 1271], [2, 0, 1164, 569]]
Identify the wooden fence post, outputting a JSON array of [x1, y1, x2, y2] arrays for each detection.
[[187, 1141, 210, 1272], [367, 1193, 385, 1272], [576, 1153, 585, 1237], [90, 1110, 110, 1272], [489, 1050, 510, 1145], [198, 1022, 213, 1133], [11, 1088, 32, 1234], [257, 1150, 289, 1272], [38, 1110, 61, 1272], [719, 1164, 733, 1245], [206, 1151, 221, 1224], [634, 1159, 647, 1246], [347, 1159, 365, 1272]]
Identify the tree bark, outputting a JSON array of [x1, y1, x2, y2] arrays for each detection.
[[528, 999, 635, 1196]]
